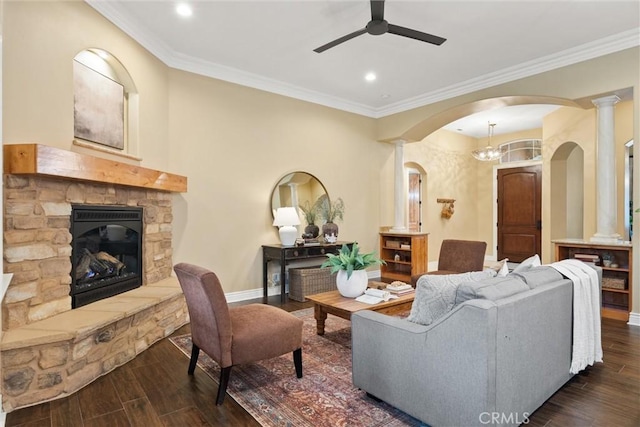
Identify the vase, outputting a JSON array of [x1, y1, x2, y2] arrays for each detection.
[[322, 222, 339, 243], [336, 270, 368, 298], [304, 224, 319, 238]]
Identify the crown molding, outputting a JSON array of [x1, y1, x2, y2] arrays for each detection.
[[168, 52, 376, 117], [87, 1, 639, 119], [375, 28, 640, 117]]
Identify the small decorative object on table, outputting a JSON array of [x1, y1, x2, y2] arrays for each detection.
[[601, 252, 614, 268], [299, 199, 321, 238], [386, 281, 414, 295], [321, 242, 385, 298], [317, 194, 344, 242]]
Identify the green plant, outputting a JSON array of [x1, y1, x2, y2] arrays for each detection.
[[317, 194, 345, 223], [321, 243, 385, 279], [299, 199, 319, 225]]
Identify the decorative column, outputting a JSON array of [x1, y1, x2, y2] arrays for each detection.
[[590, 95, 621, 243], [391, 140, 406, 231], [288, 183, 300, 234]]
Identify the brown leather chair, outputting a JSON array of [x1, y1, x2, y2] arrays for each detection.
[[174, 263, 303, 405], [411, 239, 487, 286]]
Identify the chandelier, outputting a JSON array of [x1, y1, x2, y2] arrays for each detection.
[[471, 122, 505, 161]]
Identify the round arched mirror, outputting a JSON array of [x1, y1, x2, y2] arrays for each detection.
[[270, 172, 328, 220]]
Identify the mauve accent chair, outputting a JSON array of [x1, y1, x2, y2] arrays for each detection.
[[174, 263, 303, 405], [435, 239, 487, 274], [411, 239, 487, 286]]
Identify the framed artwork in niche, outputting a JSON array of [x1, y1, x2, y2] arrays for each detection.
[[73, 60, 124, 150]]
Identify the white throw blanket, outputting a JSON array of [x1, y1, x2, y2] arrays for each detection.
[[550, 259, 603, 374]]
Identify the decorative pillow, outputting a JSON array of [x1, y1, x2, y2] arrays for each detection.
[[407, 270, 496, 326], [510, 266, 563, 289], [455, 276, 529, 304], [497, 261, 509, 277], [485, 258, 509, 277], [511, 254, 541, 274]]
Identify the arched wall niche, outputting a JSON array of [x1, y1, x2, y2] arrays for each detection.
[[550, 142, 585, 241], [398, 95, 581, 143], [73, 48, 140, 159]]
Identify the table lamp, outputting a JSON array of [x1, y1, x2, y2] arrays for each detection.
[[273, 207, 301, 246]]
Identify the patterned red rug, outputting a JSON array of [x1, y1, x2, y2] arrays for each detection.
[[169, 308, 424, 427]]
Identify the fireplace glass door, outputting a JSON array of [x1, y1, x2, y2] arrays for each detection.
[[71, 205, 143, 308]]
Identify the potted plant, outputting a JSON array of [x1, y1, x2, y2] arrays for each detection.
[[317, 194, 345, 242], [299, 199, 320, 238], [321, 243, 385, 297]]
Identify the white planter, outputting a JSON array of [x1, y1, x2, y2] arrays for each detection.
[[336, 270, 368, 298]]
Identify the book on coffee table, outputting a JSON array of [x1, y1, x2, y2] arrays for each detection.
[[388, 288, 415, 296], [355, 288, 396, 304]]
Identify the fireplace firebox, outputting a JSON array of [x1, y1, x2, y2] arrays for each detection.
[[70, 205, 143, 308]]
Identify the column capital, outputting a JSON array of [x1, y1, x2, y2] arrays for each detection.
[[591, 95, 620, 108], [393, 139, 406, 147]]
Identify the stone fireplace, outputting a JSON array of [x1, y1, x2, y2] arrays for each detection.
[[1, 144, 189, 411]]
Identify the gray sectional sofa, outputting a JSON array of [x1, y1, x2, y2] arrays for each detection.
[[351, 266, 601, 427]]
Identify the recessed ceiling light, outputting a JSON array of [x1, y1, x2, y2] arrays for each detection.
[[176, 3, 193, 17], [381, 94, 391, 99], [365, 72, 376, 82]]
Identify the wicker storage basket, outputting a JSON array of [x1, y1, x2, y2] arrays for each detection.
[[602, 277, 626, 290], [289, 267, 337, 302]]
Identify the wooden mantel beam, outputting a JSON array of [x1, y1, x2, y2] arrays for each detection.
[[4, 144, 187, 193]]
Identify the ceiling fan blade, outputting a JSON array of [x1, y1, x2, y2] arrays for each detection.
[[313, 28, 367, 53], [387, 24, 446, 46], [370, 0, 385, 21]]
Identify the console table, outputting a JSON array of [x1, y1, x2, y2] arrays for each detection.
[[262, 242, 353, 303]]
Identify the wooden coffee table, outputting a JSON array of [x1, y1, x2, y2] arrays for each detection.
[[305, 289, 415, 335]]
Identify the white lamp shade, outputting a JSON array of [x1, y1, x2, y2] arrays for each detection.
[[273, 207, 301, 227], [273, 207, 300, 246]]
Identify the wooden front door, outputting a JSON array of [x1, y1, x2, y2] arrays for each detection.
[[497, 165, 542, 262], [408, 172, 421, 232]]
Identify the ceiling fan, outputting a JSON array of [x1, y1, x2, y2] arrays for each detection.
[[314, 0, 447, 53]]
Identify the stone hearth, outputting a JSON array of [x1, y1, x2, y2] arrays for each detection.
[[2, 144, 189, 411]]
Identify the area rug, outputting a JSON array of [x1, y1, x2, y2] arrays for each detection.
[[169, 308, 426, 427]]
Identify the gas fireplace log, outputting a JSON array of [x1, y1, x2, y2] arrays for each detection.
[[76, 249, 126, 280], [95, 251, 125, 272]]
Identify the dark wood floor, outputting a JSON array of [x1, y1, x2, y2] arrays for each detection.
[[6, 295, 640, 427]]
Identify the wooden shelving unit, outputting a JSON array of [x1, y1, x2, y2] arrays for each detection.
[[554, 239, 632, 321], [379, 232, 428, 284]]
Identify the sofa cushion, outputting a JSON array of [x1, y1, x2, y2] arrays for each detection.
[[455, 276, 529, 304], [511, 254, 541, 274], [407, 270, 496, 326], [510, 266, 564, 289]]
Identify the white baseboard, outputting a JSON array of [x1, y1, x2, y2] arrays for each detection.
[[627, 312, 640, 327], [225, 269, 382, 303]]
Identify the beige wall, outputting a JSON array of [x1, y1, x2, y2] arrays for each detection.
[[166, 69, 382, 290], [381, 129, 480, 261], [3, 1, 171, 169], [543, 102, 634, 261]]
